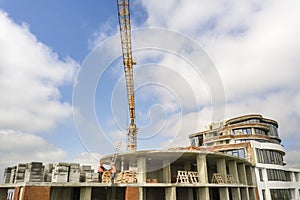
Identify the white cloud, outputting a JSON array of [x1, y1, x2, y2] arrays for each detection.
[[0, 10, 78, 133], [0, 10, 78, 180], [134, 0, 300, 163], [0, 130, 67, 181]]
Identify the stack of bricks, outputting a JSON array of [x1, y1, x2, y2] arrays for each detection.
[[116, 170, 137, 183], [14, 164, 27, 183], [69, 163, 81, 183], [3, 167, 12, 184], [102, 171, 112, 183], [51, 162, 69, 182], [43, 164, 54, 182], [24, 162, 44, 182], [80, 165, 94, 182]]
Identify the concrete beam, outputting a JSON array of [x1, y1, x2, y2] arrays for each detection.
[[197, 155, 208, 183], [80, 187, 91, 200], [165, 187, 176, 200]]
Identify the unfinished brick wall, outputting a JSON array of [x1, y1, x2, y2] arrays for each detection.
[[125, 187, 139, 200], [16, 186, 51, 200]]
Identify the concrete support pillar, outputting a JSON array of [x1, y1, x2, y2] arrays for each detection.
[[163, 160, 171, 183], [198, 187, 209, 200], [139, 188, 145, 200], [197, 155, 208, 183], [165, 187, 176, 200], [137, 156, 146, 183], [248, 188, 255, 200], [240, 188, 249, 200], [227, 161, 239, 184], [237, 163, 247, 185], [217, 158, 227, 179], [80, 187, 92, 200], [230, 188, 241, 200], [219, 188, 229, 200], [245, 167, 255, 186], [217, 158, 229, 200]]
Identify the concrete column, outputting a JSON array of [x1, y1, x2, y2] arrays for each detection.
[[197, 155, 208, 183], [248, 188, 255, 200], [137, 156, 146, 183], [219, 188, 229, 200], [245, 166, 253, 185], [237, 163, 247, 185], [139, 188, 145, 200], [165, 187, 176, 200], [227, 161, 239, 184], [240, 188, 249, 200], [216, 158, 227, 179], [80, 187, 92, 200], [198, 187, 209, 200], [217, 158, 229, 200], [163, 160, 171, 183], [230, 188, 241, 200]]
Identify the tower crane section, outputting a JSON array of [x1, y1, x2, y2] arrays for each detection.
[[117, 0, 137, 151]]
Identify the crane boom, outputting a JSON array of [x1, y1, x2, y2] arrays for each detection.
[[117, 0, 137, 151]]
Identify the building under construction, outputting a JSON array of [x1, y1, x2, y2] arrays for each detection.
[[1, 114, 300, 200]]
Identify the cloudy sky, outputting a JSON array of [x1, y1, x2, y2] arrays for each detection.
[[0, 0, 300, 179]]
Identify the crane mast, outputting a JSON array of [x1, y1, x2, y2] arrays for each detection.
[[117, 0, 137, 151]]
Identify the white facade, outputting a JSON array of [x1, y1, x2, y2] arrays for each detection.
[[189, 114, 300, 200]]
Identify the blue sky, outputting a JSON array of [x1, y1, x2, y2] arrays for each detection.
[[1, 0, 300, 177]]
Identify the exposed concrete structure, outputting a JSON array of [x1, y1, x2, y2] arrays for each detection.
[[1, 150, 256, 200]]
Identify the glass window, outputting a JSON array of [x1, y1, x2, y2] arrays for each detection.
[[259, 169, 264, 181], [262, 190, 266, 200]]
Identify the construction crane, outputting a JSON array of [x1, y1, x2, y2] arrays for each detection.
[[117, 0, 137, 151]]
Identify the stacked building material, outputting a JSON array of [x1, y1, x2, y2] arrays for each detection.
[[14, 164, 27, 183], [3, 167, 12, 184], [43, 163, 54, 182], [85, 172, 99, 182], [102, 171, 112, 183], [24, 162, 44, 182], [51, 163, 69, 182], [69, 163, 81, 183], [116, 170, 137, 183], [80, 165, 94, 182]]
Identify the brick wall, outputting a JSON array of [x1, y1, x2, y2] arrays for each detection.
[[17, 186, 51, 200], [125, 187, 139, 200]]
